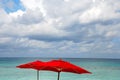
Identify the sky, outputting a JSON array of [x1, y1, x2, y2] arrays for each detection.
[[0, 0, 120, 58]]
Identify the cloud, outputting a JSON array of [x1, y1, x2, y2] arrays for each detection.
[[20, 0, 46, 16], [16, 9, 43, 24], [9, 10, 24, 18], [0, 37, 13, 44], [0, 9, 12, 24], [0, 0, 120, 58], [79, 0, 120, 23]]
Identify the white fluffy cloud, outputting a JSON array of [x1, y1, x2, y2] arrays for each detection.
[[9, 10, 24, 18], [79, 0, 120, 23], [0, 0, 120, 58], [0, 9, 12, 24]]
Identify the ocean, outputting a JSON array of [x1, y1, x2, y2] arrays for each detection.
[[0, 57, 120, 80]]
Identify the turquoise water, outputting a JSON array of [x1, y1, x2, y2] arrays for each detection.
[[0, 58, 120, 80]]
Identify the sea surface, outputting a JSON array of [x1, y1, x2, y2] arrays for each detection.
[[0, 57, 120, 80]]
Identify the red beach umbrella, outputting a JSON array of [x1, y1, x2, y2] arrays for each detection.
[[16, 60, 45, 80], [17, 59, 91, 80], [46, 59, 91, 80]]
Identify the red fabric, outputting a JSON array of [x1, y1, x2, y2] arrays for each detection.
[[16, 60, 45, 70], [45, 59, 91, 74], [16, 59, 91, 74]]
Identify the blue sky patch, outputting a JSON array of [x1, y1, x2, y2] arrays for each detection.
[[1, 0, 25, 13]]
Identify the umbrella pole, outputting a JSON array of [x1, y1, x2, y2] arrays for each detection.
[[37, 70, 39, 80], [57, 72, 60, 80]]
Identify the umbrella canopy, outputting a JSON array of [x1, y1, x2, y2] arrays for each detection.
[[16, 60, 45, 80], [16, 59, 91, 80], [16, 60, 45, 70], [45, 59, 91, 80]]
